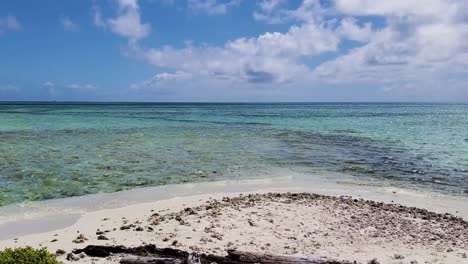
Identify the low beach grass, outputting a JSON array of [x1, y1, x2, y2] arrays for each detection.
[[0, 247, 62, 264]]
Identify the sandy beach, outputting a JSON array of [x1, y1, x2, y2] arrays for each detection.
[[1, 178, 468, 264]]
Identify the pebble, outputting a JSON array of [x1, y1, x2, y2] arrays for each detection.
[[72, 234, 87, 244], [55, 249, 66, 255], [66, 253, 79, 261], [97, 235, 109, 240]]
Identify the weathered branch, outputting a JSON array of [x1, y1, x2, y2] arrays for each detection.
[[227, 250, 353, 264], [73, 245, 354, 264], [120, 256, 183, 264]]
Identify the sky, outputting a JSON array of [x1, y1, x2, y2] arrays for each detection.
[[1, 0, 468, 102]]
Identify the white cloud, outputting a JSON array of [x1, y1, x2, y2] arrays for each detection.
[[312, 0, 468, 87], [130, 71, 191, 92], [92, 3, 106, 28], [333, 0, 452, 17], [93, 0, 150, 42], [0, 15, 21, 35], [150, 71, 192, 82], [40, 82, 98, 98], [108, 0, 150, 41], [67, 83, 97, 90], [336, 17, 373, 42], [137, 20, 339, 84], [258, 0, 285, 13], [42, 81, 56, 96], [254, 0, 327, 24], [127, 0, 373, 86], [60, 17, 79, 32], [117, 0, 139, 10], [43, 81, 55, 87], [188, 0, 241, 15], [253, 0, 286, 23], [111, 0, 468, 101]]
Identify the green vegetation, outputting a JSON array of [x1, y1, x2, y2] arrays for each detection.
[[0, 247, 62, 264]]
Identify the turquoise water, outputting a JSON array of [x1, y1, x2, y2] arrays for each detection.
[[0, 103, 467, 206]]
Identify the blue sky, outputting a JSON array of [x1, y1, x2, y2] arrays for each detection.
[[1, 0, 468, 102]]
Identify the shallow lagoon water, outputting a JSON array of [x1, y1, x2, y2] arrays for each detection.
[[0, 103, 467, 206]]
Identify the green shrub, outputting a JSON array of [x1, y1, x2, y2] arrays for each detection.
[[0, 247, 62, 264]]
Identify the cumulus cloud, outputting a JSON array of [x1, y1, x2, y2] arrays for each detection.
[[92, 0, 150, 42], [312, 0, 468, 87], [188, 0, 241, 15], [336, 17, 373, 42], [127, 0, 372, 86], [333, 0, 451, 17], [254, 0, 327, 24], [258, 0, 286, 14], [108, 0, 150, 41], [130, 71, 191, 93], [107, 0, 468, 101], [0, 15, 21, 35], [60, 17, 79, 32], [253, 0, 287, 23], [137, 20, 339, 84]]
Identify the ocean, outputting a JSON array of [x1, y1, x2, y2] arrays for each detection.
[[0, 102, 467, 206]]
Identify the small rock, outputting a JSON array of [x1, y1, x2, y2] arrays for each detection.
[[189, 245, 202, 252], [97, 235, 109, 240], [55, 249, 66, 255], [66, 253, 79, 261], [120, 224, 135, 230], [72, 234, 87, 244], [210, 232, 223, 240], [193, 170, 208, 177]]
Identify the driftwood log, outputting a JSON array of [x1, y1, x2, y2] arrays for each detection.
[[120, 256, 184, 264], [73, 245, 354, 264], [226, 250, 351, 263]]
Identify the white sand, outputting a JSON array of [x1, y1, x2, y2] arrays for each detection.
[[1, 175, 468, 263]]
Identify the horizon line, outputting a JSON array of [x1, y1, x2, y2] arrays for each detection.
[[1, 101, 468, 104]]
